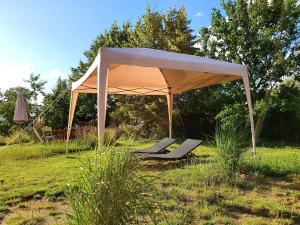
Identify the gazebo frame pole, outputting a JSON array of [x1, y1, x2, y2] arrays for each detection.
[[97, 57, 109, 147], [66, 91, 78, 154], [167, 91, 173, 138], [242, 76, 256, 157]]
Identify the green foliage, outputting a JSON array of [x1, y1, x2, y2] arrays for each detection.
[[0, 87, 31, 135], [0, 135, 6, 146], [0, 2, 299, 143], [0, 73, 46, 137], [199, 0, 299, 95], [174, 87, 222, 134], [79, 134, 98, 150], [214, 123, 249, 177], [198, 0, 300, 139], [24, 73, 46, 118], [261, 79, 300, 142], [0, 141, 299, 224], [110, 96, 169, 138], [216, 103, 249, 130], [103, 128, 119, 146], [67, 147, 158, 225], [68, 6, 195, 138], [6, 129, 32, 145], [43, 77, 70, 129], [112, 6, 195, 138], [68, 22, 132, 129]]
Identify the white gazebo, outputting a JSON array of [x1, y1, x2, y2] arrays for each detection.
[[67, 48, 256, 154]]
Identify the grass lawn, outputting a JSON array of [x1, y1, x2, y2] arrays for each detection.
[[0, 141, 299, 224]]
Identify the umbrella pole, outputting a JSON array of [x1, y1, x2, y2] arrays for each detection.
[[18, 125, 21, 144]]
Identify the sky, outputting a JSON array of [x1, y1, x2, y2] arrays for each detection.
[[0, 0, 221, 93]]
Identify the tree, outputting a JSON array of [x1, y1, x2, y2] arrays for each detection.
[[0, 87, 32, 135], [261, 78, 300, 143], [24, 73, 46, 119], [68, 6, 195, 137], [112, 6, 195, 137], [0, 73, 46, 135], [68, 22, 132, 128], [24, 73, 46, 102], [198, 0, 300, 137], [43, 78, 70, 129]]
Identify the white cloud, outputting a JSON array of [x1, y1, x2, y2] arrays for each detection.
[[0, 65, 65, 93], [195, 12, 204, 17], [0, 63, 34, 91], [48, 69, 65, 79]]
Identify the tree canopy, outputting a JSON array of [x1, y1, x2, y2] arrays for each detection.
[[0, 1, 299, 143], [198, 0, 300, 137]]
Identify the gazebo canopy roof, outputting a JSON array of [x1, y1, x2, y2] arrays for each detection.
[[67, 48, 255, 155], [72, 48, 248, 95]]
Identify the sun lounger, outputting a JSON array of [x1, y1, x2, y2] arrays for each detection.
[[134, 138, 176, 154], [138, 139, 202, 160]]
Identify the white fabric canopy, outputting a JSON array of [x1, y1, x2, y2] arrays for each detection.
[[67, 48, 256, 154]]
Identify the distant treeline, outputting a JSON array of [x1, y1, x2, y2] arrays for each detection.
[[0, 1, 299, 143]]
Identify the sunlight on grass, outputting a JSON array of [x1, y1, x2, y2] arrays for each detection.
[[0, 140, 299, 224], [244, 147, 300, 176]]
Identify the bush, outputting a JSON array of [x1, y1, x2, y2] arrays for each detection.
[[214, 123, 248, 177], [73, 128, 119, 149], [6, 129, 32, 145], [67, 146, 159, 225], [0, 135, 6, 146], [118, 124, 141, 138], [104, 128, 119, 146], [77, 135, 98, 150]]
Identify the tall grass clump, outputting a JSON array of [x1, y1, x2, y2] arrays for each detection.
[[214, 123, 249, 177], [67, 146, 159, 225], [76, 134, 98, 150], [6, 129, 32, 144], [104, 128, 119, 146]]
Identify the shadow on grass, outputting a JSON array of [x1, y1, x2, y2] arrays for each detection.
[[256, 142, 300, 149], [223, 203, 270, 218], [223, 202, 300, 221], [141, 156, 214, 172], [273, 180, 300, 191]]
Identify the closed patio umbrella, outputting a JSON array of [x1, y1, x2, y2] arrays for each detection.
[[13, 91, 28, 125]]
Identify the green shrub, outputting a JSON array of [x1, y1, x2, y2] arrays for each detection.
[[6, 129, 32, 144], [73, 128, 119, 149], [214, 123, 248, 177], [77, 135, 98, 150], [118, 124, 141, 139], [67, 146, 159, 225], [0, 135, 6, 146], [104, 128, 119, 146]]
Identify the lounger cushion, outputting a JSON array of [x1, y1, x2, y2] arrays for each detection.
[[134, 138, 176, 154], [140, 139, 202, 160]]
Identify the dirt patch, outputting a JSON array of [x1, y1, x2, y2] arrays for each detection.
[[2, 197, 69, 225]]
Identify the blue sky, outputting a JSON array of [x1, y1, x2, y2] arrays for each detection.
[[0, 0, 221, 92]]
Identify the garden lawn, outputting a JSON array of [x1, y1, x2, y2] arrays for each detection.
[[0, 141, 299, 224]]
